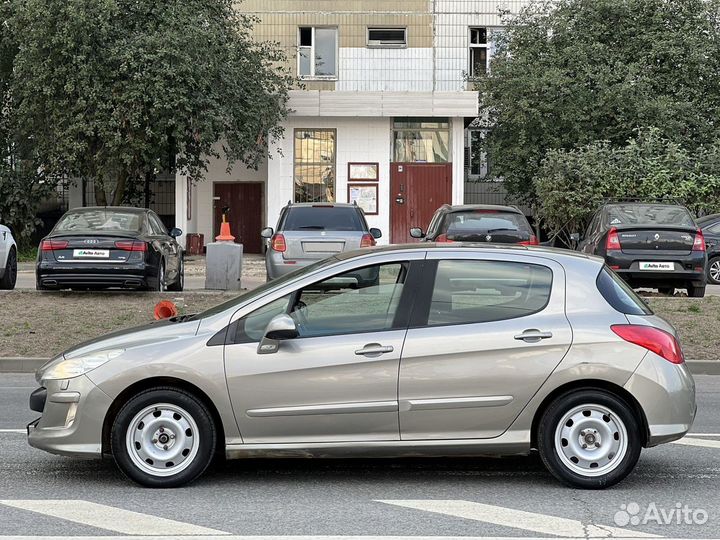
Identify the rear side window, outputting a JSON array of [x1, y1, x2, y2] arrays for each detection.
[[597, 267, 652, 315], [440, 211, 532, 235], [427, 260, 553, 326], [281, 207, 364, 232]]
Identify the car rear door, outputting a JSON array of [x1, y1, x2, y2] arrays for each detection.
[[398, 250, 572, 440], [224, 252, 425, 443]]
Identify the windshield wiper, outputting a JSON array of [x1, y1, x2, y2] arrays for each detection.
[[486, 228, 519, 233], [298, 225, 326, 230]]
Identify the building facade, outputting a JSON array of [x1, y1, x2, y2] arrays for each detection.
[[67, 1, 535, 252]]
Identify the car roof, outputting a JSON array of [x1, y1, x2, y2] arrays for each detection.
[[698, 213, 720, 225], [335, 242, 603, 267], [67, 206, 148, 215], [286, 203, 359, 209], [440, 204, 523, 214]]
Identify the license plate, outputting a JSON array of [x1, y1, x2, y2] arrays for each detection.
[[639, 262, 674, 271], [73, 249, 109, 258]]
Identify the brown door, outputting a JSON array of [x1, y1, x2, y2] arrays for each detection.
[[213, 182, 264, 253], [390, 163, 452, 244]]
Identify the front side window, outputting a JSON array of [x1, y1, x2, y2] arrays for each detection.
[[291, 263, 407, 337], [427, 260, 553, 326], [294, 129, 336, 203], [393, 118, 450, 163], [298, 27, 338, 78], [234, 295, 293, 343]]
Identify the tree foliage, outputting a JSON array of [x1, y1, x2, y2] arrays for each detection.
[[7, 0, 292, 206], [534, 129, 720, 245], [476, 0, 720, 204]]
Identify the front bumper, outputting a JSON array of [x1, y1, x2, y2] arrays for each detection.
[[624, 352, 697, 447], [36, 261, 152, 289], [27, 374, 112, 458]]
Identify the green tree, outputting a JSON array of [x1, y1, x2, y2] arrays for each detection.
[[8, 0, 292, 206], [534, 129, 720, 245], [476, 0, 720, 204]]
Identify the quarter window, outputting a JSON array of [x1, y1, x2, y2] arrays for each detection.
[[298, 27, 338, 78], [427, 260, 553, 326], [291, 263, 407, 337], [294, 129, 336, 203]]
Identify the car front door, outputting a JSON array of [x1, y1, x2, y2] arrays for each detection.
[[224, 254, 425, 443], [398, 250, 572, 440]]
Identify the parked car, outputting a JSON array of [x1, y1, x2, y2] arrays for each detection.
[[0, 221, 18, 290], [261, 202, 382, 280], [28, 243, 695, 489], [410, 204, 538, 245], [575, 203, 707, 297], [36, 207, 184, 291], [696, 213, 720, 285]]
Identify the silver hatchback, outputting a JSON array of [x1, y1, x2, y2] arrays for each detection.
[[28, 244, 695, 489], [261, 203, 382, 280]]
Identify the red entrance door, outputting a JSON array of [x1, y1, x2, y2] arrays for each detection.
[[213, 182, 264, 253], [390, 163, 452, 244]]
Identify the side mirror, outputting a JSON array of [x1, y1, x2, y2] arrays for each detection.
[[257, 314, 298, 354], [409, 227, 425, 239], [260, 227, 274, 239], [169, 227, 182, 238], [369, 228, 382, 239]]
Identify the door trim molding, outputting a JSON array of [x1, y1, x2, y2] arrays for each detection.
[[246, 400, 399, 418], [401, 396, 514, 412]]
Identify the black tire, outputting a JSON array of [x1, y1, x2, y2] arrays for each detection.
[[657, 287, 674, 296], [706, 256, 720, 285], [0, 247, 17, 290], [151, 259, 165, 292], [167, 257, 184, 292], [687, 283, 706, 298], [111, 387, 217, 488], [537, 389, 642, 489]]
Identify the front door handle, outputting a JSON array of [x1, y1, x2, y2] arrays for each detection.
[[355, 344, 394, 357], [514, 329, 553, 343]]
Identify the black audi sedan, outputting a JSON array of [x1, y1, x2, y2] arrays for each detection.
[[575, 202, 707, 297], [36, 207, 184, 291]]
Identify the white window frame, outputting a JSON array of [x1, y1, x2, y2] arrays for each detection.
[[297, 26, 338, 80], [468, 27, 492, 78], [367, 27, 407, 49], [465, 127, 489, 180]]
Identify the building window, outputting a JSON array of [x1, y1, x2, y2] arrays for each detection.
[[294, 129, 336, 203], [469, 27, 489, 78], [393, 118, 450, 163], [465, 129, 489, 178], [367, 27, 407, 48], [298, 27, 338, 78]]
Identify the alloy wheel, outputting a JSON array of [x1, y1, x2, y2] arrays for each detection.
[[710, 259, 720, 284]]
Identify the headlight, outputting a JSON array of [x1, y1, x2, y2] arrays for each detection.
[[40, 349, 125, 381]]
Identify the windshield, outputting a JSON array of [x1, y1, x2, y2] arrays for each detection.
[[194, 256, 339, 319], [54, 210, 143, 233], [280, 207, 364, 232], [606, 204, 695, 228], [441, 211, 531, 234]]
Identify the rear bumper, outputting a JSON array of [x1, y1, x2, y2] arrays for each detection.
[[606, 252, 706, 285], [624, 352, 697, 447], [37, 261, 152, 289]]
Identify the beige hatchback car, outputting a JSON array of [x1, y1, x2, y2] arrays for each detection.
[[28, 244, 696, 489]]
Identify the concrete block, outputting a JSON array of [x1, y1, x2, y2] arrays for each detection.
[[205, 242, 243, 291]]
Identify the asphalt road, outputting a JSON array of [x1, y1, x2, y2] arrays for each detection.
[[0, 373, 718, 539]]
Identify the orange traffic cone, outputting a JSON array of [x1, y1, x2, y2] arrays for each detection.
[[154, 301, 178, 320], [215, 214, 235, 241]]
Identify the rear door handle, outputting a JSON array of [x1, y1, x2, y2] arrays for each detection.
[[355, 344, 394, 356], [514, 330, 553, 343]]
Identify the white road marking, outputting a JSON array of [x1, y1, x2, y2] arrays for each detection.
[[0, 429, 25, 434], [0, 500, 229, 536], [377, 500, 661, 538], [686, 433, 720, 437], [671, 437, 720, 449]]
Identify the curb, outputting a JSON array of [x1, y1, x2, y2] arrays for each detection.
[[0, 357, 718, 375]]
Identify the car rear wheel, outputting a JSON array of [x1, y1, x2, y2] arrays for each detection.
[[707, 257, 720, 285], [0, 248, 17, 290], [111, 387, 216, 488], [167, 257, 184, 292], [537, 390, 642, 489], [687, 283, 706, 298]]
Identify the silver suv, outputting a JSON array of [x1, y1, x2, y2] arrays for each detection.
[[261, 203, 382, 280]]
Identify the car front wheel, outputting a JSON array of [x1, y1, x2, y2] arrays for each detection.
[[537, 390, 642, 489], [111, 387, 217, 488], [707, 257, 720, 285]]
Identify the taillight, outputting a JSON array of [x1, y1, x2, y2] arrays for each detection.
[[692, 229, 706, 252], [605, 227, 621, 251], [41, 240, 69, 251], [611, 324, 684, 364], [114, 240, 147, 252], [519, 235, 539, 246], [270, 234, 286, 252], [360, 233, 376, 248], [436, 234, 455, 243]]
